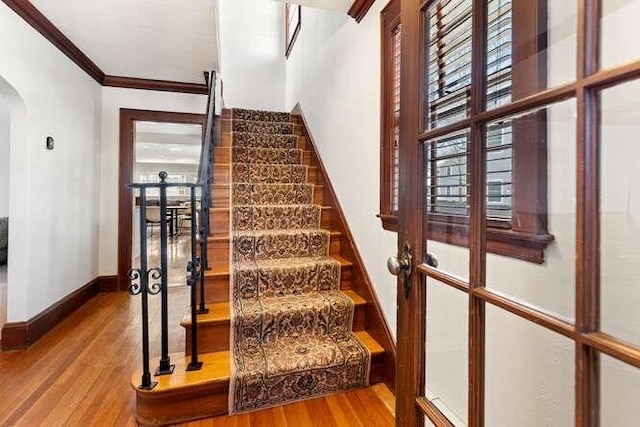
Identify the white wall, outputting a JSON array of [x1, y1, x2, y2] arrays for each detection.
[[219, 0, 286, 111], [98, 87, 206, 276], [0, 94, 9, 217], [0, 3, 102, 322], [284, 1, 398, 338]]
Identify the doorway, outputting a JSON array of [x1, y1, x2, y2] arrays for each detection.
[[132, 121, 203, 287], [394, 0, 640, 425], [118, 110, 206, 291]]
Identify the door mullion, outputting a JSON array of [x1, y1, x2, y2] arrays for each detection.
[[468, 0, 487, 425], [575, 0, 601, 426]]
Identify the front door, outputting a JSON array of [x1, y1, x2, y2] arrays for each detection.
[[394, 0, 640, 426]]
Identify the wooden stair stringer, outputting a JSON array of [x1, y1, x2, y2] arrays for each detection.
[[291, 105, 397, 391]]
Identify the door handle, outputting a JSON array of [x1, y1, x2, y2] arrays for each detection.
[[387, 243, 413, 299], [425, 252, 438, 268]]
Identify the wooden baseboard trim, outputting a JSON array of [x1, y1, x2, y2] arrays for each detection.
[[97, 275, 118, 293], [1, 275, 118, 351]]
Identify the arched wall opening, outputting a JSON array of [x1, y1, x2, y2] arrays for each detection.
[[0, 75, 27, 340], [0, 92, 8, 335]]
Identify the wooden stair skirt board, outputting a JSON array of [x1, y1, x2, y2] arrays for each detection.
[[132, 107, 396, 425], [132, 333, 385, 426]]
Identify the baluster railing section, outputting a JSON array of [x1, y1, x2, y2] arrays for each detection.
[[127, 70, 217, 389]]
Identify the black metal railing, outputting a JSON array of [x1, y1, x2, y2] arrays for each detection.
[[128, 71, 217, 390]]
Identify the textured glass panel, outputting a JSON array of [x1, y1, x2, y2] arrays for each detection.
[[485, 99, 577, 320], [601, 0, 640, 70], [600, 79, 640, 346], [425, 278, 468, 426], [486, 0, 577, 109], [601, 353, 640, 426], [486, 306, 574, 427]]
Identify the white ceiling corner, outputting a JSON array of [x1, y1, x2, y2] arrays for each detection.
[[30, 0, 219, 84]]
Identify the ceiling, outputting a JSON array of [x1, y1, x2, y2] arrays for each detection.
[[30, 0, 218, 84], [135, 122, 202, 164]]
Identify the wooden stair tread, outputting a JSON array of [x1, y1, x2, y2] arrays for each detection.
[[181, 289, 367, 327], [132, 330, 383, 394], [203, 254, 353, 278]]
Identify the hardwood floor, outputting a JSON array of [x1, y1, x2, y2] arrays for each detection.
[[0, 288, 395, 426]]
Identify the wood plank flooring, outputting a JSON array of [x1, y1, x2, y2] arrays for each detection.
[[0, 287, 394, 426]]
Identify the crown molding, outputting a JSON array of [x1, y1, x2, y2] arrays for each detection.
[[2, 0, 208, 94], [103, 75, 208, 95], [348, 0, 375, 23]]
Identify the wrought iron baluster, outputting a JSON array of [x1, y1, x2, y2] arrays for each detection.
[[129, 188, 158, 390], [155, 171, 174, 376], [186, 186, 203, 370]]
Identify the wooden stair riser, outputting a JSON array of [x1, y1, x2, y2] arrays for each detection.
[[207, 233, 342, 265], [184, 303, 366, 355], [200, 263, 353, 304], [209, 206, 335, 235]]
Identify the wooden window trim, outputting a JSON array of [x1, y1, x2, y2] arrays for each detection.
[[285, 5, 301, 58], [421, 0, 553, 264], [379, 0, 401, 232]]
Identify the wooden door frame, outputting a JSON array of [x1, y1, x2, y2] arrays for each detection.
[[395, 0, 640, 426], [117, 109, 206, 291]]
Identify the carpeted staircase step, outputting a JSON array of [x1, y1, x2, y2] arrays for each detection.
[[230, 132, 298, 149], [232, 147, 303, 164], [201, 255, 354, 304], [232, 228, 332, 262], [236, 256, 340, 293], [209, 204, 334, 236], [232, 204, 321, 231], [232, 119, 294, 135], [232, 163, 308, 184], [232, 183, 315, 205], [211, 165, 319, 185], [181, 289, 367, 355], [132, 331, 384, 426], [207, 229, 341, 265], [213, 183, 325, 208], [215, 146, 312, 164], [229, 331, 370, 412], [232, 108, 291, 123]]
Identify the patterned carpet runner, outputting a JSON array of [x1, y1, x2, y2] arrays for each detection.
[[228, 108, 371, 413]]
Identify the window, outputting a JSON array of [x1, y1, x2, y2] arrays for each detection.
[[285, 4, 301, 58], [423, 0, 553, 263], [379, 0, 401, 231]]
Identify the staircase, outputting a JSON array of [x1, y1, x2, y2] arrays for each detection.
[[132, 108, 394, 426]]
